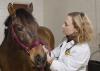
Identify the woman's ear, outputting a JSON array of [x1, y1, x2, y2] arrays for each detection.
[[8, 3, 16, 16], [75, 28, 78, 32], [27, 3, 33, 13]]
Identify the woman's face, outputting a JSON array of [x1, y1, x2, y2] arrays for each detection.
[[62, 16, 77, 36]]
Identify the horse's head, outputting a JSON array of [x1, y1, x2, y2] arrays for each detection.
[[5, 3, 47, 68]]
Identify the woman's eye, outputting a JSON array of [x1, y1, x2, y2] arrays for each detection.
[[65, 22, 68, 26]]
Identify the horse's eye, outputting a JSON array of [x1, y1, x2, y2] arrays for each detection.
[[28, 31, 34, 38], [17, 26, 23, 31]]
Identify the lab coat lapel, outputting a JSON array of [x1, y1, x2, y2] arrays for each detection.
[[59, 40, 75, 58]]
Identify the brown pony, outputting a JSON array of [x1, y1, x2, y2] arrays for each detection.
[[37, 26, 55, 50], [0, 3, 54, 71]]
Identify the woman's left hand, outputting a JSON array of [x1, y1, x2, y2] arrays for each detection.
[[42, 45, 53, 64]]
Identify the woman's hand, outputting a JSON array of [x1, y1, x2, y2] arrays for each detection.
[[42, 45, 49, 54], [42, 45, 53, 64], [46, 53, 53, 64]]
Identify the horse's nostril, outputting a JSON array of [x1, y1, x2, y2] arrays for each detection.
[[35, 55, 46, 65], [35, 55, 42, 61]]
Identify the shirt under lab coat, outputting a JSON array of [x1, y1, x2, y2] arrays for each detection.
[[50, 40, 90, 71]]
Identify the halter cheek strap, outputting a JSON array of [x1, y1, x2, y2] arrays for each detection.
[[11, 24, 30, 53]]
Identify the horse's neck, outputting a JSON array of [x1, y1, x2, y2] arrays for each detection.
[[0, 33, 35, 71]]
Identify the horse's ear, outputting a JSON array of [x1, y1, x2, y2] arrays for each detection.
[[8, 3, 16, 16], [27, 2, 33, 13]]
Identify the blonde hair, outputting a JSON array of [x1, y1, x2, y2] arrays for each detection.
[[68, 12, 93, 43]]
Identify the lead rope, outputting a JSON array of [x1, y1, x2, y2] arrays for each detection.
[[41, 66, 45, 71]]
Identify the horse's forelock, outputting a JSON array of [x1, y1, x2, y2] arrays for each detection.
[[4, 8, 38, 37], [5, 8, 37, 26]]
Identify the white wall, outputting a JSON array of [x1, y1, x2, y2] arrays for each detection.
[[43, 0, 66, 46], [0, 0, 43, 45]]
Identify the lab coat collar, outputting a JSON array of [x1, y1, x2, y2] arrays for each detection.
[[65, 40, 75, 49], [66, 40, 75, 45]]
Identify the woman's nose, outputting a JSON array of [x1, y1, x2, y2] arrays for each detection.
[[62, 24, 65, 28]]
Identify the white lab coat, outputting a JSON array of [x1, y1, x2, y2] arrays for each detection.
[[50, 40, 90, 71]]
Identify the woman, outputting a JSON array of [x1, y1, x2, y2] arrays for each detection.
[[43, 12, 93, 71]]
